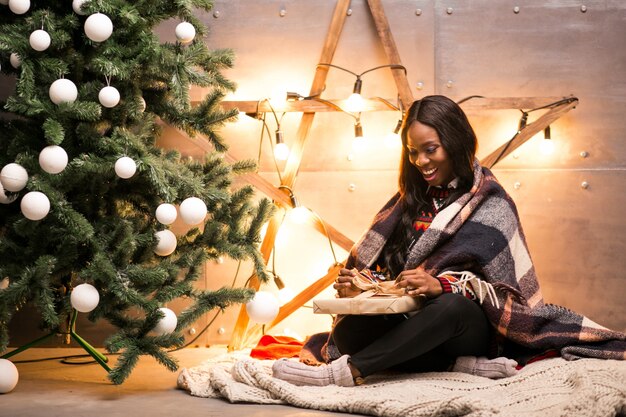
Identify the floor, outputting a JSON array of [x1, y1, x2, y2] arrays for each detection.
[[1, 347, 364, 417]]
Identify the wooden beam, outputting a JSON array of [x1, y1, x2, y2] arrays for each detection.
[[366, 0, 414, 110], [216, 98, 398, 114], [281, 0, 351, 189], [197, 97, 570, 114], [481, 98, 579, 168], [228, 0, 352, 351], [459, 96, 569, 112]]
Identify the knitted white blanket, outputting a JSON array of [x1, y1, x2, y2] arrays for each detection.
[[177, 353, 626, 417]]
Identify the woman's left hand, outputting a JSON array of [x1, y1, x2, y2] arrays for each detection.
[[395, 268, 443, 299]]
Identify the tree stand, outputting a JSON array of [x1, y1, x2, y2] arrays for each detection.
[[1, 309, 111, 373]]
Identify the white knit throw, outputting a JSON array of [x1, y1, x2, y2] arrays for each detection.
[[178, 353, 626, 417]]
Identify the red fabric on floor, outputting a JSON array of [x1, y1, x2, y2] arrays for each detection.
[[250, 335, 304, 360]]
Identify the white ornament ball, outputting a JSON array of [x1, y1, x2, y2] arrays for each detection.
[[179, 197, 207, 225], [20, 191, 50, 221], [39, 145, 68, 174], [9, 53, 21, 69], [8, 0, 29, 14], [175, 22, 196, 43], [0, 163, 28, 192], [98, 85, 120, 108], [152, 307, 177, 335], [49, 79, 78, 105], [154, 230, 177, 256], [70, 283, 100, 313], [138, 96, 146, 113], [84, 13, 113, 42], [114, 156, 136, 179], [155, 203, 177, 225], [0, 181, 16, 205], [246, 291, 280, 324], [0, 359, 19, 394], [72, 0, 87, 15], [29, 29, 51, 52]]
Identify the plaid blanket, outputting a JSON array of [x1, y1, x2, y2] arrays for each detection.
[[346, 161, 626, 360]]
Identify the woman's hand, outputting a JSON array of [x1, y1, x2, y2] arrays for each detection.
[[395, 268, 443, 299], [333, 268, 361, 298]]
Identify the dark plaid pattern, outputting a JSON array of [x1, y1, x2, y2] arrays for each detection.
[[346, 161, 625, 360]]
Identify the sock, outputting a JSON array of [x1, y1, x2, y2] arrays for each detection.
[[452, 356, 519, 379], [272, 354, 355, 387]]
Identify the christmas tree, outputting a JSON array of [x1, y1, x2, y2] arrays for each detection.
[[0, 0, 272, 384]]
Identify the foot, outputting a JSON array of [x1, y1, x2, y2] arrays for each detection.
[[453, 356, 519, 379], [272, 354, 355, 387]]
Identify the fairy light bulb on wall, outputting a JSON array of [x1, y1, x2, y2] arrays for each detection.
[[280, 186, 309, 224], [269, 87, 288, 110], [540, 125, 555, 155], [288, 191, 309, 224], [384, 118, 403, 149], [345, 77, 364, 113], [289, 206, 309, 224], [274, 275, 295, 305], [352, 121, 365, 152], [274, 129, 289, 160]]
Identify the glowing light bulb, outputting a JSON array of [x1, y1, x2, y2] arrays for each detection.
[[289, 206, 309, 224], [540, 138, 555, 155], [345, 77, 364, 113], [345, 93, 364, 113], [274, 142, 289, 160], [540, 126, 555, 155], [352, 121, 366, 152], [269, 87, 287, 110], [274, 130, 289, 161]]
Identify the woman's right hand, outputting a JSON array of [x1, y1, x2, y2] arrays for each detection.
[[333, 268, 361, 298]]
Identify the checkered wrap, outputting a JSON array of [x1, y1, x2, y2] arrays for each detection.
[[346, 160, 626, 360]]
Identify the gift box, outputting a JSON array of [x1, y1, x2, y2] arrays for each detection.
[[313, 268, 423, 315], [313, 295, 422, 315]]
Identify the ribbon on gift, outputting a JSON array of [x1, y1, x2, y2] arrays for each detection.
[[350, 268, 406, 298]]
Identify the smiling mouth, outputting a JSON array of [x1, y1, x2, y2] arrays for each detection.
[[421, 167, 437, 177]]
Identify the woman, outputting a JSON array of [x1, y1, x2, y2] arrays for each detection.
[[273, 95, 625, 387]]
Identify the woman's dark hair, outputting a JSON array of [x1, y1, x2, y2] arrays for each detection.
[[381, 95, 478, 277]]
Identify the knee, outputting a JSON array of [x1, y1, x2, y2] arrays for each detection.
[[428, 293, 482, 319]]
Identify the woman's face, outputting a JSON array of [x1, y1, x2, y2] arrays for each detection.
[[406, 121, 455, 187]]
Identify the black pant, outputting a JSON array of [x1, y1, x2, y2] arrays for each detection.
[[330, 293, 490, 376]]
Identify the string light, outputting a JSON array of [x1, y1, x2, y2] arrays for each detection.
[[352, 120, 365, 151], [384, 118, 403, 149], [278, 185, 310, 224], [540, 125, 555, 155], [345, 77, 364, 112], [274, 129, 289, 160], [316, 63, 406, 114], [480, 96, 578, 168], [274, 275, 295, 305]]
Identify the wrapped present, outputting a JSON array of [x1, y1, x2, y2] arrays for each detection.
[[313, 268, 423, 315]]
